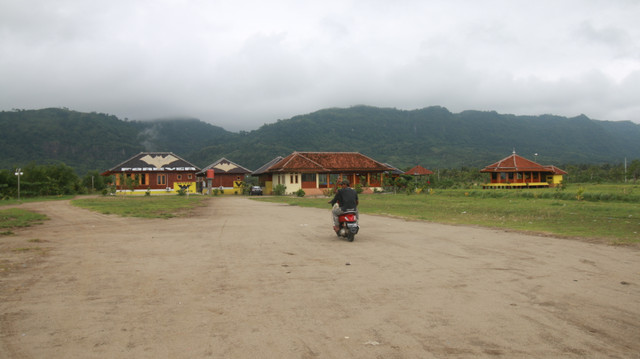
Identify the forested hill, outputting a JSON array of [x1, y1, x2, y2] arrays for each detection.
[[0, 108, 236, 174], [2, 106, 640, 174]]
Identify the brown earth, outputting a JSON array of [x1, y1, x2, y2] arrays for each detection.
[[1, 197, 639, 358]]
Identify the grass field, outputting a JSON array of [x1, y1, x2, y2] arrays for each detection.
[[70, 196, 210, 218], [255, 183, 640, 245], [1, 183, 638, 245]]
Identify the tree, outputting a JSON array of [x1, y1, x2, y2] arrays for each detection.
[[81, 170, 109, 193]]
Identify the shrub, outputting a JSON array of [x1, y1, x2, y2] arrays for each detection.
[[295, 188, 305, 197], [273, 184, 286, 196], [323, 187, 336, 196]]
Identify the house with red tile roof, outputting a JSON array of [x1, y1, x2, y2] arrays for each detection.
[[258, 151, 394, 195], [404, 165, 434, 176], [101, 152, 200, 194], [480, 151, 567, 188]]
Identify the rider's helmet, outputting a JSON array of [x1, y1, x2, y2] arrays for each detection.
[[341, 179, 350, 186]]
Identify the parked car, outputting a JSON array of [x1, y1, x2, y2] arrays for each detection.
[[250, 186, 263, 195]]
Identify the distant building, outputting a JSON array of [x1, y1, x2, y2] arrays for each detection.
[[256, 151, 394, 195], [101, 152, 200, 194], [404, 165, 434, 177], [251, 156, 284, 195], [481, 151, 567, 188], [197, 158, 252, 194]]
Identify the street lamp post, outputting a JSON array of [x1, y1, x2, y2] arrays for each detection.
[[14, 168, 23, 200]]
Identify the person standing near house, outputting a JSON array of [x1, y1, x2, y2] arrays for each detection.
[[329, 179, 359, 232]]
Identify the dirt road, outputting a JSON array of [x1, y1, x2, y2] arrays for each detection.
[[1, 197, 639, 358]]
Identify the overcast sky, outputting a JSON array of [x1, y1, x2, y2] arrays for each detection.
[[1, 0, 639, 131]]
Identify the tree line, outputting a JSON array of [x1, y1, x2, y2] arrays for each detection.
[[1, 160, 638, 200], [3, 107, 640, 175]]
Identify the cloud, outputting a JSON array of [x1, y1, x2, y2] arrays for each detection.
[[1, 0, 639, 130]]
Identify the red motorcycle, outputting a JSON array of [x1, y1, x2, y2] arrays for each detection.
[[336, 209, 359, 242]]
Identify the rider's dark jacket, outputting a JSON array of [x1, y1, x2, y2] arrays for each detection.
[[330, 187, 358, 211]]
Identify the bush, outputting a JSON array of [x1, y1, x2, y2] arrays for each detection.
[[323, 187, 336, 196], [273, 184, 286, 196], [295, 188, 305, 197]]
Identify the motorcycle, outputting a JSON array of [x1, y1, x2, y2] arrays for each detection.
[[334, 206, 359, 242]]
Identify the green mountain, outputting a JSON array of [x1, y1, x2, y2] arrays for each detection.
[[1, 106, 639, 174]]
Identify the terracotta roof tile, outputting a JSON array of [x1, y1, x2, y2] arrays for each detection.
[[481, 152, 566, 174], [544, 165, 568, 175], [404, 165, 434, 175], [267, 152, 392, 173]]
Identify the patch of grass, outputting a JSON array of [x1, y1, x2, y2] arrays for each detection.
[[0, 208, 49, 229], [1, 230, 14, 236], [71, 196, 210, 219], [0, 196, 75, 207], [12, 247, 41, 252], [255, 189, 640, 245]]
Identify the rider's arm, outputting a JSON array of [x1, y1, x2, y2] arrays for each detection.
[[329, 190, 341, 205]]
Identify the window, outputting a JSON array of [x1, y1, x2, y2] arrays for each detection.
[[157, 174, 166, 185], [188, 174, 192, 179], [302, 173, 316, 182], [318, 174, 327, 185], [177, 174, 182, 180], [329, 174, 339, 185]]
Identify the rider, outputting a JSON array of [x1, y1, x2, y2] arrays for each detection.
[[329, 179, 359, 232]]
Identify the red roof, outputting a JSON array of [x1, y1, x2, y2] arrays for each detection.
[[543, 165, 568, 175], [481, 152, 566, 174], [267, 152, 392, 173], [404, 165, 433, 176]]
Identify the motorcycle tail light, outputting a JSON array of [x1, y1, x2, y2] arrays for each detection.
[[341, 214, 357, 222]]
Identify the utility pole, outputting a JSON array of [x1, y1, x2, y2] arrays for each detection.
[[14, 168, 23, 200]]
